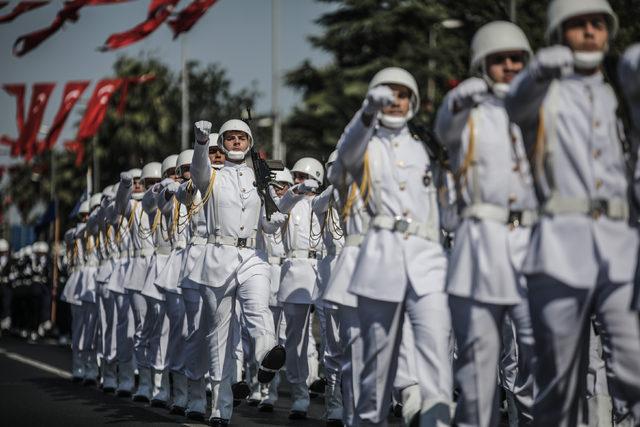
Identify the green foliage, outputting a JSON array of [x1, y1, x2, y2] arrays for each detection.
[[283, 0, 640, 163]]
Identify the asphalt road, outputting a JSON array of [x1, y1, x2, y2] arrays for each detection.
[[0, 334, 403, 426]]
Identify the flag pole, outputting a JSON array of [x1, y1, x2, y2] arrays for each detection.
[[271, 0, 283, 162], [181, 34, 190, 151]]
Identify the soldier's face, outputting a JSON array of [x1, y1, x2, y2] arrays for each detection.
[[164, 167, 178, 182], [272, 182, 290, 197], [293, 172, 310, 185], [381, 84, 411, 117], [180, 165, 191, 181], [222, 131, 250, 153], [562, 13, 609, 52], [485, 50, 526, 84], [133, 178, 144, 194], [209, 147, 226, 166]]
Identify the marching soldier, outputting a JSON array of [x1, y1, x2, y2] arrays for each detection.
[[435, 21, 537, 426], [505, 0, 640, 424], [189, 119, 286, 426]]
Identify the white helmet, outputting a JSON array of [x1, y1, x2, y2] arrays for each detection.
[[129, 168, 142, 179], [368, 67, 420, 128], [24, 245, 33, 257], [78, 200, 90, 215], [547, 0, 618, 42], [291, 157, 324, 183], [176, 149, 194, 175], [161, 154, 178, 177], [272, 168, 294, 186], [0, 239, 8, 252], [33, 241, 49, 253], [141, 162, 162, 182], [217, 119, 253, 161], [102, 185, 115, 200], [470, 21, 532, 98], [208, 133, 220, 149], [326, 150, 338, 168], [470, 21, 532, 72], [90, 193, 102, 210]]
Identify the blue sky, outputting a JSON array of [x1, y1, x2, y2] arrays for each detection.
[[0, 0, 334, 163]]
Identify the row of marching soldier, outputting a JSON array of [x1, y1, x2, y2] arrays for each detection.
[[57, 0, 640, 426]]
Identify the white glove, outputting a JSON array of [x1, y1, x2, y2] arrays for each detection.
[[531, 45, 574, 80], [160, 178, 174, 188], [448, 77, 488, 111], [151, 183, 163, 193], [362, 85, 395, 115], [269, 211, 287, 225], [164, 181, 180, 199], [298, 179, 320, 194], [194, 120, 212, 143], [120, 171, 133, 185]]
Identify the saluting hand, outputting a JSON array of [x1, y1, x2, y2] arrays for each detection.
[[448, 77, 488, 112], [531, 45, 574, 80], [363, 85, 395, 115], [194, 120, 212, 144]]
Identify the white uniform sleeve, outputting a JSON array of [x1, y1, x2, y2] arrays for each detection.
[[434, 90, 472, 150], [191, 139, 214, 195], [336, 109, 376, 178]]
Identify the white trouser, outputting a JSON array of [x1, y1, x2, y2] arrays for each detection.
[[70, 304, 85, 379], [129, 290, 149, 368], [527, 274, 640, 426], [356, 288, 453, 426], [324, 305, 344, 421], [199, 271, 276, 420], [99, 289, 117, 363], [183, 288, 207, 380], [450, 296, 534, 427], [80, 301, 99, 380], [337, 305, 362, 427], [283, 303, 312, 386], [499, 299, 535, 427], [165, 292, 187, 374], [145, 296, 169, 372]]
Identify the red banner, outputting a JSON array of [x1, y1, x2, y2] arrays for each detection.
[[40, 80, 90, 154], [19, 83, 56, 161], [168, 0, 217, 38], [12, 0, 134, 56], [64, 78, 123, 165], [0, 1, 48, 24], [3, 84, 26, 132], [117, 73, 155, 114], [100, 0, 178, 51]]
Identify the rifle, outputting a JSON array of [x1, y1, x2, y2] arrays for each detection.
[[242, 108, 284, 220]]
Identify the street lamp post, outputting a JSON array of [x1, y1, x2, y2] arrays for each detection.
[[427, 19, 464, 102]]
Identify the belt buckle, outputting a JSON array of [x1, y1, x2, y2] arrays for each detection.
[[392, 217, 411, 234], [589, 199, 607, 219], [508, 210, 522, 229], [308, 250, 317, 259], [236, 237, 247, 248]]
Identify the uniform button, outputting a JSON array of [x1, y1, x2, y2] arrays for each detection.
[[393, 140, 400, 148], [242, 207, 246, 212], [593, 120, 601, 128], [396, 160, 405, 167], [242, 188, 245, 192], [593, 149, 601, 159], [399, 182, 406, 191], [595, 178, 603, 189], [403, 210, 410, 217], [239, 172, 243, 176], [508, 194, 517, 204], [512, 164, 520, 172], [240, 226, 244, 231]]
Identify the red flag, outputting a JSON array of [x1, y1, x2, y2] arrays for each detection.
[[12, 0, 134, 56], [39, 80, 90, 154], [0, 1, 48, 24], [100, 0, 178, 51], [117, 73, 155, 114], [0, 84, 26, 152], [168, 0, 217, 38], [3, 84, 26, 132], [64, 78, 123, 165], [19, 83, 56, 161]]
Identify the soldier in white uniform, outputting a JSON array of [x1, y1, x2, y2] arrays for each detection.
[[312, 151, 346, 425], [188, 119, 286, 427], [115, 163, 161, 403], [254, 168, 292, 412], [107, 172, 138, 397], [276, 156, 325, 420], [505, 0, 640, 424], [176, 136, 226, 420], [61, 201, 88, 382], [337, 67, 453, 426], [434, 21, 537, 427]]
